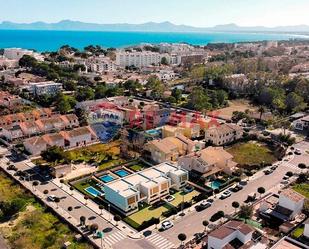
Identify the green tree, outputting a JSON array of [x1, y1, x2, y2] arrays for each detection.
[[171, 88, 182, 102], [146, 76, 164, 99], [188, 86, 211, 111], [161, 57, 169, 65], [76, 87, 95, 101], [55, 93, 76, 114], [40, 146, 67, 163], [238, 205, 253, 221], [19, 55, 37, 68], [285, 92, 306, 113]]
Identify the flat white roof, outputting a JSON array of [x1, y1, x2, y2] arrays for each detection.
[[105, 179, 137, 198]]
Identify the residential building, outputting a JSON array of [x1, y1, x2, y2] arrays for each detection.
[[142, 104, 171, 130], [104, 162, 188, 214], [278, 189, 305, 219], [179, 146, 237, 176], [59, 126, 97, 148], [24, 126, 97, 155], [116, 51, 175, 68], [26, 81, 63, 96], [207, 220, 254, 249], [86, 55, 116, 72], [0, 91, 23, 107], [2, 125, 23, 141], [205, 123, 243, 146], [144, 134, 203, 164], [162, 125, 185, 138], [178, 121, 200, 139]]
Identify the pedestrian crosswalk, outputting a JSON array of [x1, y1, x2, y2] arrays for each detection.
[[104, 231, 126, 247], [146, 233, 175, 249]]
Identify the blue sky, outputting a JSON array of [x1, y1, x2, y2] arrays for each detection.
[[1, 0, 309, 27]]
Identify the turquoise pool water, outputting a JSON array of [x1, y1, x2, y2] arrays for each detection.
[[114, 169, 130, 177], [146, 129, 161, 136], [100, 174, 115, 183], [85, 186, 103, 197], [208, 180, 223, 190]]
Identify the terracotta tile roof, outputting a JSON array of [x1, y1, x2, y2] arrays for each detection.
[[209, 220, 254, 240], [24, 136, 47, 146]]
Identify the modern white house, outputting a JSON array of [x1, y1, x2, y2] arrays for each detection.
[[207, 220, 254, 249], [104, 162, 188, 214], [278, 189, 305, 219]]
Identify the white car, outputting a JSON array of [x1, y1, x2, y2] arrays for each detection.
[[220, 190, 232, 199], [47, 195, 57, 202], [161, 220, 174, 230]]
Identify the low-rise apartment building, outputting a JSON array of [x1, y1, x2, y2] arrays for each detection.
[[104, 162, 188, 214], [26, 81, 63, 96], [205, 123, 243, 146]]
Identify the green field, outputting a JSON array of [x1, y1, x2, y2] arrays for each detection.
[[0, 173, 92, 249], [227, 142, 277, 166], [293, 183, 309, 198]]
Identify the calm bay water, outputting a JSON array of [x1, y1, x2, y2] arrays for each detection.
[[0, 29, 307, 52]]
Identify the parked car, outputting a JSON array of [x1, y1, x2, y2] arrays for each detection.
[[239, 180, 248, 186], [183, 185, 194, 193], [47, 195, 57, 202], [246, 192, 256, 202], [282, 175, 290, 180], [206, 198, 214, 203], [270, 166, 278, 171], [164, 195, 175, 202], [161, 221, 174, 230], [263, 169, 273, 175], [295, 149, 301, 155], [220, 190, 232, 199], [200, 200, 212, 208], [280, 180, 289, 185]]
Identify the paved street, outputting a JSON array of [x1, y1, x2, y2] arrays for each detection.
[[1, 141, 308, 249]]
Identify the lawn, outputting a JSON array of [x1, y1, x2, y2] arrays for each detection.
[[293, 183, 309, 198], [126, 204, 171, 226], [128, 162, 150, 172], [227, 142, 277, 166], [0, 173, 92, 249], [170, 190, 199, 207]]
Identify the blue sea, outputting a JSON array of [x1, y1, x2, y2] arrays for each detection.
[[0, 30, 307, 52]]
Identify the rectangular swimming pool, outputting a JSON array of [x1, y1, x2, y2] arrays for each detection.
[[207, 180, 224, 190], [85, 186, 103, 197], [100, 174, 115, 183], [114, 169, 130, 177]]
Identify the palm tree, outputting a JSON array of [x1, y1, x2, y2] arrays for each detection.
[[232, 201, 240, 213], [43, 190, 49, 195], [257, 187, 265, 198], [68, 206, 73, 212], [214, 188, 220, 198], [202, 220, 209, 232], [114, 215, 121, 226], [178, 233, 187, 246], [239, 205, 253, 222]]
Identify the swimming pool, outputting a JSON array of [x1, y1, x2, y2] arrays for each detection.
[[85, 186, 103, 197], [146, 129, 161, 136], [114, 169, 130, 177], [208, 180, 223, 190], [100, 174, 115, 183]]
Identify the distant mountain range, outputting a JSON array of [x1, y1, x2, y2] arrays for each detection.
[[1, 20, 309, 33]]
